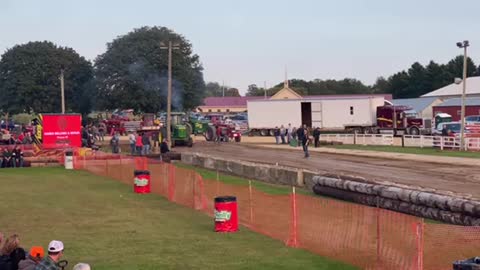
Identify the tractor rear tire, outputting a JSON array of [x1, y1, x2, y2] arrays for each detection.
[[235, 136, 241, 143], [205, 126, 216, 141]]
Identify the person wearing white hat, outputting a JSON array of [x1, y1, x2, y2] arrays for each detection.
[[33, 240, 64, 270], [73, 263, 91, 270]]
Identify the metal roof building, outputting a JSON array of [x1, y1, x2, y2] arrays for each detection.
[[392, 97, 443, 119], [421, 76, 480, 98], [434, 97, 480, 107]]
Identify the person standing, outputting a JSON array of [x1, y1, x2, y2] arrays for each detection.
[[274, 127, 280, 144], [287, 123, 293, 143], [110, 132, 120, 154], [296, 125, 304, 147], [302, 128, 310, 158], [141, 132, 151, 155], [92, 125, 99, 142], [280, 125, 286, 144], [135, 133, 143, 155], [34, 240, 64, 270], [313, 127, 321, 148], [98, 122, 106, 142], [128, 132, 136, 155]]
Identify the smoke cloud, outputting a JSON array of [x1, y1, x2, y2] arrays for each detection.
[[128, 60, 184, 112]]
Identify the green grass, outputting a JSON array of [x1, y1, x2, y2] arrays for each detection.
[[174, 164, 445, 225], [0, 167, 356, 270], [326, 144, 480, 159], [175, 163, 312, 196]]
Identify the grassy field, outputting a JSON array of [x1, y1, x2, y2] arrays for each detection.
[[175, 163, 314, 196], [0, 167, 356, 270], [326, 144, 480, 159]]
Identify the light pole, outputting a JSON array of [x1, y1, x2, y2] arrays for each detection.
[[60, 66, 65, 114], [456, 40, 469, 151], [264, 81, 267, 99], [160, 41, 180, 148]]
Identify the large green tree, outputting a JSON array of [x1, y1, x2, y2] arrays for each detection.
[[94, 26, 205, 112], [205, 82, 240, 97], [246, 78, 372, 97], [0, 41, 94, 115], [385, 56, 478, 98]]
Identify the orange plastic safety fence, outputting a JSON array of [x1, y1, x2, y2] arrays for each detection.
[[297, 194, 378, 268], [170, 167, 197, 208], [377, 208, 421, 270], [149, 163, 170, 198], [424, 223, 480, 270], [76, 157, 480, 270]]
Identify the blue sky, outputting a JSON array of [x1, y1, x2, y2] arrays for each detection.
[[1, 0, 480, 94]]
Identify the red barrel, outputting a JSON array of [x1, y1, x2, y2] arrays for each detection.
[[214, 196, 238, 232], [133, 170, 151, 194]]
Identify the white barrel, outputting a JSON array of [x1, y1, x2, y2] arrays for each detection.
[[64, 150, 74, 170]]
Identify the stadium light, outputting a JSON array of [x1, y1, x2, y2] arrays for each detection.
[[456, 40, 469, 151]]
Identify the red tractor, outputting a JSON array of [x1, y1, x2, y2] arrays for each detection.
[[205, 123, 242, 142]]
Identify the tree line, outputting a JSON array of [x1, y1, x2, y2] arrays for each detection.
[[2, 25, 479, 117], [0, 26, 206, 116], [241, 56, 480, 98]]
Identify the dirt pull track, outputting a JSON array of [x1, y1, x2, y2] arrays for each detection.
[[178, 142, 480, 200]]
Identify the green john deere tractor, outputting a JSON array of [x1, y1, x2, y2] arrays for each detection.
[[189, 115, 210, 135], [159, 112, 193, 147]]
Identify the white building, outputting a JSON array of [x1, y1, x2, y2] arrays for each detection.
[[421, 76, 480, 98]]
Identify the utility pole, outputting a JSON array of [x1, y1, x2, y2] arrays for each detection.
[[60, 67, 65, 114], [160, 41, 180, 148], [264, 81, 267, 99], [457, 40, 470, 151], [222, 80, 226, 113]]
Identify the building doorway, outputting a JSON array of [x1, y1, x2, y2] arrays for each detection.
[[301, 102, 312, 127]]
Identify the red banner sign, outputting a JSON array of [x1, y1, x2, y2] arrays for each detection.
[[42, 114, 82, 149]]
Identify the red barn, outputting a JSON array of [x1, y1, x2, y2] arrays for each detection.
[[432, 98, 480, 121]]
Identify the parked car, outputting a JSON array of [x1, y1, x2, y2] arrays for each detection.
[[432, 122, 460, 136], [465, 115, 480, 124]]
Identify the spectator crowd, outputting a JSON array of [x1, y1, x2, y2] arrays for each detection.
[[0, 232, 91, 270], [272, 124, 322, 158], [0, 146, 24, 169]]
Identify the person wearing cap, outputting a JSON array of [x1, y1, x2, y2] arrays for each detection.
[[18, 247, 44, 270], [33, 241, 63, 270]]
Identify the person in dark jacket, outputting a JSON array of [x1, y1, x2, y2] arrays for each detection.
[[313, 127, 321, 148], [160, 139, 170, 154], [302, 128, 310, 158], [141, 132, 151, 155], [296, 125, 304, 147], [12, 146, 24, 168], [274, 127, 280, 144], [1, 148, 13, 168], [0, 234, 26, 270], [18, 247, 44, 270]]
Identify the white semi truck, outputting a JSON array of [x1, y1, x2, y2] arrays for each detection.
[[247, 96, 426, 135]]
